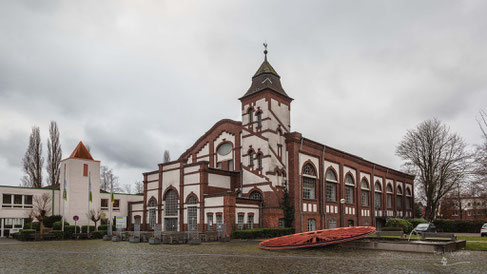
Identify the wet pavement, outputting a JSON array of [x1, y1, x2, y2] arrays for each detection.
[[0, 239, 486, 273]]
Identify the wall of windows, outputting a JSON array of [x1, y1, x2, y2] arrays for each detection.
[[325, 170, 337, 202], [187, 197, 197, 231], [374, 182, 382, 209], [2, 194, 33, 209], [345, 174, 355, 204], [361, 179, 369, 207], [302, 164, 316, 200]]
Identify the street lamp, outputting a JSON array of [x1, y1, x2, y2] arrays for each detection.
[[340, 198, 345, 227]]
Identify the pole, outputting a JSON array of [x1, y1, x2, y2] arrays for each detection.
[[88, 172, 90, 235]]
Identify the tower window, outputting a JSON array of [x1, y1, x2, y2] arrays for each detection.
[[249, 151, 254, 166], [257, 154, 263, 169], [248, 108, 253, 123], [256, 112, 262, 127]]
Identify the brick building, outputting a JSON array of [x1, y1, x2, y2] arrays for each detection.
[[440, 195, 487, 221], [140, 50, 415, 233]]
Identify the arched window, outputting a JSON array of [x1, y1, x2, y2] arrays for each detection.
[[217, 142, 232, 156], [374, 181, 382, 209], [249, 191, 263, 200], [148, 198, 157, 230], [148, 198, 157, 207], [257, 153, 263, 169], [406, 187, 412, 210], [248, 108, 253, 123], [386, 184, 393, 209], [165, 190, 178, 216], [187, 196, 197, 231], [361, 179, 369, 207], [325, 169, 338, 202], [248, 150, 254, 166], [302, 164, 316, 200], [345, 174, 355, 204], [256, 111, 262, 127], [396, 186, 403, 211]]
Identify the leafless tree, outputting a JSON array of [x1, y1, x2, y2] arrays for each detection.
[[87, 208, 104, 230], [134, 181, 144, 194], [123, 184, 132, 194], [396, 118, 471, 220], [100, 166, 121, 192], [46, 121, 62, 186], [22, 126, 44, 187], [163, 150, 171, 163], [473, 110, 487, 195], [32, 193, 52, 233]]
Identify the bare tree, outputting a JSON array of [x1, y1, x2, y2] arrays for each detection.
[[163, 150, 171, 163], [100, 166, 121, 192], [473, 110, 487, 194], [22, 126, 44, 187], [32, 193, 52, 233], [46, 121, 62, 186], [87, 208, 103, 230], [134, 181, 144, 194], [123, 184, 132, 194], [396, 118, 471, 220]]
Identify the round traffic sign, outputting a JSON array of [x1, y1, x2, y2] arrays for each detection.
[[73, 215, 79, 221]]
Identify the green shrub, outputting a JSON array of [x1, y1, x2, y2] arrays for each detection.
[[231, 228, 295, 239], [97, 224, 114, 231], [92, 230, 107, 239], [49, 230, 64, 240], [81, 225, 96, 233], [382, 227, 404, 231], [17, 229, 36, 241], [43, 215, 63, 228], [31, 222, 40, 231], [11, 232, 20, 239], [385, 218, 413, 234], [52, 221, 70, 231], [64, 225, 81, 238], [408, 218, 428, 229], [433, 219, 485, 233]]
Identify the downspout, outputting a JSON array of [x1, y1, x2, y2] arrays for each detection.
[[385, 169, 389, 218], [51, 188, 55, 216], [321, 146, 326, 229], [371, 164, 375, 227], [298, 137, 304, 232]]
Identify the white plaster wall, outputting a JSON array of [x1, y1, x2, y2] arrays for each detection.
[[242, 184, 273, 193], [386, 179, 394, 191], [147, 181, 158, 190], [208, 174, 230, 189], [235, 205, 259, 224], [299, 153, 319, 175], [147, 173, 159, 181], [0, 187, 60, 219], [196, 143, 209, 159], [204, 207, 224, 223], [205, 197, 224, 207], [184, 166, 200, 174], [147, 190, 158, 201], [270, 98, 290, 132], [214, 132, 235, 163], [343, 166, 356, 183], [184, 173, 199, 185], [360, 172, 371, 184], [242, 169, 266, 185], [324, 161, 339, 177], [162, 169, 180, 191], [184, 185, 200, 201], [100, 193, 143, 219], [163, 163, 180, 171]]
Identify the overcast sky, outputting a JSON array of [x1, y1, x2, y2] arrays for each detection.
[[1, 1, 486, 190]]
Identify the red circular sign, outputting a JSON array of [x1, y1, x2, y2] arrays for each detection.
[[73, 215, 79, 221]]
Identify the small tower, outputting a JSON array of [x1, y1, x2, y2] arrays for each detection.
[[60, 141, 101, 224], [239, 44, 292, 189]]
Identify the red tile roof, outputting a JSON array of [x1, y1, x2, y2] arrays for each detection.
[[69, 141, 94, 160]]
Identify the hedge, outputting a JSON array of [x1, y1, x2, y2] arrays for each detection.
[[385, 218, 413, 234], [98, 224, 115, 231], [92, 230, 107, 239], [43, 215, 63, 228], [433, 219, 485, 233], [52, 221, 70, 231], [81, 225, 96, 233], [231, 228, 295, 239], [16, 229, 36, 241], [63, 225, 81, 238], [382, 227, 404, 232], [49, 230, 64, 240], [408, 218, 428, 229]]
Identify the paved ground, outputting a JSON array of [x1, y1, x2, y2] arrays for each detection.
[[0, 239, 486, 273]]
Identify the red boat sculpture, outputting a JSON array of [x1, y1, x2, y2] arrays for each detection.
[[259, 226, 376, 250]]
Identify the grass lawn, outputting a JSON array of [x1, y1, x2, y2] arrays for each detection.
[[466, 241, 487, 251], [458, 236, 487, 242]]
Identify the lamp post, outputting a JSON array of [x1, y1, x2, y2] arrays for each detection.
[[340, 198, 345, 227]]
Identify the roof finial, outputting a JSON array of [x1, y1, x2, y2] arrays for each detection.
[[263, 42, 268, 61]]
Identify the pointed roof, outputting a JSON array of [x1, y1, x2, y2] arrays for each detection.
[[69, 141, 94, 160], [240, 46, 291, 101]]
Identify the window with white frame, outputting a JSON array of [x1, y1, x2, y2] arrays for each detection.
[[396, 186, 403, 210], [257, 154, 263, 169], [248, 108, 253, 123], [303, 164, 316, 200], [216, 215, 223, 231], [307, 218, 316, 231], [406, 187, 412, 209], [248, 215, 254, 229], [374, 182, 382, 209], [345, 174, 355, 204], [361, 179, 369, 207], [237, 215, 244, 230], [256, 112, 262, 127], [248, 150, 254, 166], [2, 194, 34, 209], [249, 191, 263, 201], [326, 169, 337, 202], [207, 214, 213, 231], [187, 197, 197, 231], [329, 219, 337, 229], [165, 190, 178, 216], [386, 184, 393, 209]]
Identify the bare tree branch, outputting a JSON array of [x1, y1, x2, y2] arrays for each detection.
[[22, 126, 44, 187], [163, 150, 170, 163], [47, 121, 62, 186]]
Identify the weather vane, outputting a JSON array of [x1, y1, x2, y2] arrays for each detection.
[[263, 42, 268, 60]]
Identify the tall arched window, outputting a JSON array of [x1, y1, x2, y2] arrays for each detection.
[[406, 187, 412, 209], [302, 164, 316, 200], [325, 169, 338, 202], [386, 184, 393, 209], [165, 190, 178, 216], [249, 191, 263, 200], [248, 150, 254, 166], [248, 108, 253, 123], [396, 186, 403, 211], [187, 196, 197, 231], [256, 112, 262, 127], [361, 179, 369, 207], [257, 153, 263, 169], [148, 198, 157, 230], [374, 182, 382, 209], [345, 174, 355, 204]]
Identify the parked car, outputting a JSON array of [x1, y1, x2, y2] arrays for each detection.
[[414, 223, 437, 233], [481, 223, 487, 237]]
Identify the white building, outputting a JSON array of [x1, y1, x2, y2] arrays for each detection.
[[0, 141, 143, 237]]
